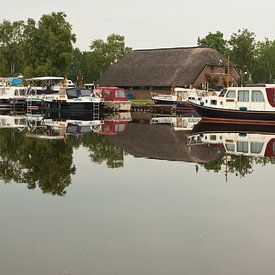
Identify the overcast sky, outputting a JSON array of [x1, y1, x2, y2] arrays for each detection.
[[1, 0, 275, 51]]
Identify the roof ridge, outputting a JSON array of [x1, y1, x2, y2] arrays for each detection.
[[134, 46, 209, 52]]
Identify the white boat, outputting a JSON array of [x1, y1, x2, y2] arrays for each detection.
[[151, 87, 217, 108], [26, 77, 103, 113], [0, 75, 26, 106], [189, 84, 275, 124]]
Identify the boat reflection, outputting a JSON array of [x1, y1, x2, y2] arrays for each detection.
[[189, 121, 275, 179], [0, 112, 131, 195]]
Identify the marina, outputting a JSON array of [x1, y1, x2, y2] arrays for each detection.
[[0, 4, 275, 274]]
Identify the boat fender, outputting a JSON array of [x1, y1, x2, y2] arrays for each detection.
[[239, 106, 247, 111], [200, 101, 204, 106]]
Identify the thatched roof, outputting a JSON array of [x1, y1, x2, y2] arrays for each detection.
[[107, 123, 224, 163], [98, 47, 229, 87]]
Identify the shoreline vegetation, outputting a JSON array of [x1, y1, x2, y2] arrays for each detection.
[[0, 12, 274, 85]]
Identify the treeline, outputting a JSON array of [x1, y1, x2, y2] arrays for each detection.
[[1, 12, 274, 84], [198, 30, 275, 83], [0, 12, 131, 83]]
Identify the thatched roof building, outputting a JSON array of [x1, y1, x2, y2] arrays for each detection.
[[98, 47, 240, 94]]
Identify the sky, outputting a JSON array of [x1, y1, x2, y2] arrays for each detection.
[[1, 0, 275, 51]]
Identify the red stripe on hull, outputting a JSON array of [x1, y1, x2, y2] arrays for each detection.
[[202, 117, 275, 125]]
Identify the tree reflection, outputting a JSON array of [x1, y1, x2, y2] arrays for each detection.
[[0, 129, 75, 196], [202, 153, 275, 178], [81, 133, 124, 168]]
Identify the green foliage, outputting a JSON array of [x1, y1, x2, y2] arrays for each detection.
[[198, 31, 227, 54], [228, 29, 256, 79], [252, 39, 275, 83], [0, 12, 76, 77], [88, 33, 132, 81], [0, 20, 25, 75]]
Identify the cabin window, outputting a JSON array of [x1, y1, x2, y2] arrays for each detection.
[[67, 89, 79, 98], [210, 135, 216, 140], [250, 142, 264, 154], [238, 90, 249, 102], [103, 90, 110, 97], [225, 143, 235, 152], [15, 89, 18, 96], [237, 141, 248, 153], [19, 89, 26, 96], [226, 90, 236, 98], [80, 89, 91, 97], [210, 100, 217, 105], [251, 90, 264, 102], [115, 90, 126, 98], [115, 124, 126, 132]]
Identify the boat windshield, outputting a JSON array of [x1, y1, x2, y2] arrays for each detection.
[[66, 88, 92, 98], [115, 89, 126, 98]]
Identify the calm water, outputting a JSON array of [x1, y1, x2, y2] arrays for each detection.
[[1, 112, 275, 275]]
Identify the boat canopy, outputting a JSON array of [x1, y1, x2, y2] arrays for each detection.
[[26, 76, 64, 81]]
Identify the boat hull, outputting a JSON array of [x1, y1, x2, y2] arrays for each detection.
[[26, 99, 104, 113], [103, 101, 131, 111], [190, 102, 275, 125], [153, 99, 192, 108]]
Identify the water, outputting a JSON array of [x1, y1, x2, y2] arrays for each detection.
[[1, 112, 275, 275]]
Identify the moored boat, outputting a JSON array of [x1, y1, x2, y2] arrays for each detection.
[[151, 87, 217, 109], [95, 86, 132, 112], [189, 84, 275, 125], [26, 77, 103, 113]]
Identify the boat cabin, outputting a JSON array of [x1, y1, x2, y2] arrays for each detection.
[[96, 87, 128, 101], [201, 85, 275, 111]]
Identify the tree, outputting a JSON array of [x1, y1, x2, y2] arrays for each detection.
[[252, 39, 275, 83], [197, 31, 228, 54], [0, 20, 25, 75], [88, 33, 132, 81], [228, 29, 256, 81]]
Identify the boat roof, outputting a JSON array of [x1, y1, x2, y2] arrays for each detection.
[[26, 76, 64, 81]]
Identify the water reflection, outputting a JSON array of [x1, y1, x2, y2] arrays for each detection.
[[0, 111, 131, 195], [190, 121, 275, 179], [2, 110, 275, 194]]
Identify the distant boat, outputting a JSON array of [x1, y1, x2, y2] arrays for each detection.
[[95, 86, 132, 112], [151, 87, 216, 109], [26, 77, 103, 113], [189, 84, 275, 125], [0, 74, 26, 107]]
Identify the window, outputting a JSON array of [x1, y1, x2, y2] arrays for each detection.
[[210, 65, 214, 73], [80, 89, 91, 97], [225, 143, 235, 152], [210, 135, 217, 140], [237, 141, 248, 153], [115, 89, 126, 98], [251, 90, 264, 102], [238, 90, 250, 102], [210, 100, 217, 105], [115, 124, 126, 132], [226, 90, 236, 98], [103, 90, 110, 97], [251, 142, 264, 154]]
